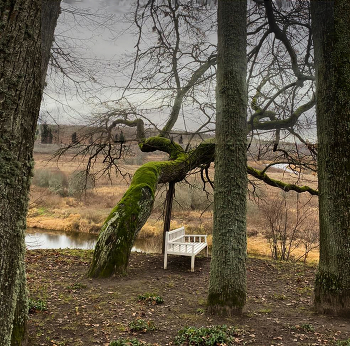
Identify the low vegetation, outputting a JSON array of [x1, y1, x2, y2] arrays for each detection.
[[174, 325, 239, 345], [128, 319, 156, 333], [137, 293, 164, 305], [28, 298, 47, 314]]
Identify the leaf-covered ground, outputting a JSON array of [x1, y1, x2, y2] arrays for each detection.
[[26, 250, 350, 346]]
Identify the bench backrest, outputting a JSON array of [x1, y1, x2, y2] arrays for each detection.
[[167, 226, 185, 243]]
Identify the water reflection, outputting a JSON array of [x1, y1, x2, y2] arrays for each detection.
[[133, 237, 162, 254], [25, 228, 162, 253], [26, 228, 97, 250]]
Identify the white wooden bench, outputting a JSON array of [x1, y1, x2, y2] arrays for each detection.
[[164, 226, 208, 272]]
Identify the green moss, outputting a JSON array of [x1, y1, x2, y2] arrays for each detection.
[[315, 271, 343, 294], [10, 323, 26, 346], [139, 137, 184, 160], [247, 166, 318, 195], [207, 288, 246, 315]]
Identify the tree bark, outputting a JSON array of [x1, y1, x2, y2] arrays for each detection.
[[0, 1, 61, 345], [311, 0, 350, 316], [207, 0, 248, 315]]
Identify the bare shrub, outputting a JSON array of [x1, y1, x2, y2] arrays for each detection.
[[247, 228, 259, 237], [295, 215, 319, 263], [260, 192, 318, 261]]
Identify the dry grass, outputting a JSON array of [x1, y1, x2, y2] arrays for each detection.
[[29, 152, 320, 262]]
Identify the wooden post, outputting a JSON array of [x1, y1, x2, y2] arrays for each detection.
[[162, 181, 175, 254]]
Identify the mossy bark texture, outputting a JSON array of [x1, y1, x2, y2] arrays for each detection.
[[311, 0, 350, 316], [0, 1, 61, 345], [207, 0, 247, 315]]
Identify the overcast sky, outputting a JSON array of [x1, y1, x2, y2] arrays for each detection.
[[41, 0, 138, 125], [41, 0, 316, 141], [42, 0, 221, 134]]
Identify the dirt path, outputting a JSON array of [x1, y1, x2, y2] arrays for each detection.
[[27, 250, 350, 345]]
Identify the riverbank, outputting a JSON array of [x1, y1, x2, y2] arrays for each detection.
[[27, 249, 350, 345]]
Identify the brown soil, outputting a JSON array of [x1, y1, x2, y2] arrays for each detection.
[[27, 250, 350, 346]]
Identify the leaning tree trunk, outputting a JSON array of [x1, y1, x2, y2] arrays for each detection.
[[207, 0, 248, 315], [88, 138, 215, 277], [311, 0, 350, 316], [0, 1, 61, 345]]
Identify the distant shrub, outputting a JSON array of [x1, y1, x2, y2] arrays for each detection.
[[337, 339, 350, 346], [247, 228, 259, 237], [32, 169, 68, 196], [123, 150, 147, 165], [153, 182, 213, 212], [175, 325, 237, 346], [68, 170, 95, 197]]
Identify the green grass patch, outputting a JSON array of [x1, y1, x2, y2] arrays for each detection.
[[28, 298, 47, 314]]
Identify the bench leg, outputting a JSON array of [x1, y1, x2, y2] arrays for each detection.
[[164, 253, 167, 270], [206, 245, 208, 257], [191, 256, 195, 272]]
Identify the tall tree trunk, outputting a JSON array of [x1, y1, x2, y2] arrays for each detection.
[[311, 0, 350, 316], [0, 1, 61, 345], [207, 0, 248, 315]]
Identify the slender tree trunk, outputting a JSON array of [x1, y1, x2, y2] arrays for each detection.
[[162, 181, 175, 254], [207, 0, 247, 315], [0, 1, 61, 345], [311, 0, 350, 316]]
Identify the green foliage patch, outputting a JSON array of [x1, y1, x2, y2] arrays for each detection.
[[28, 298, 47, 314], [174, 325, 238, 346], [137, 293, 164, 305], [128, 319, 156, 333]]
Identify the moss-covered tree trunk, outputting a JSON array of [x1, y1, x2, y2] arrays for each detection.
[[88, 138, 215, 277], [0, 1, 61, 345], [311, 0, 350, 316], [207, 0, 247, 315]]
